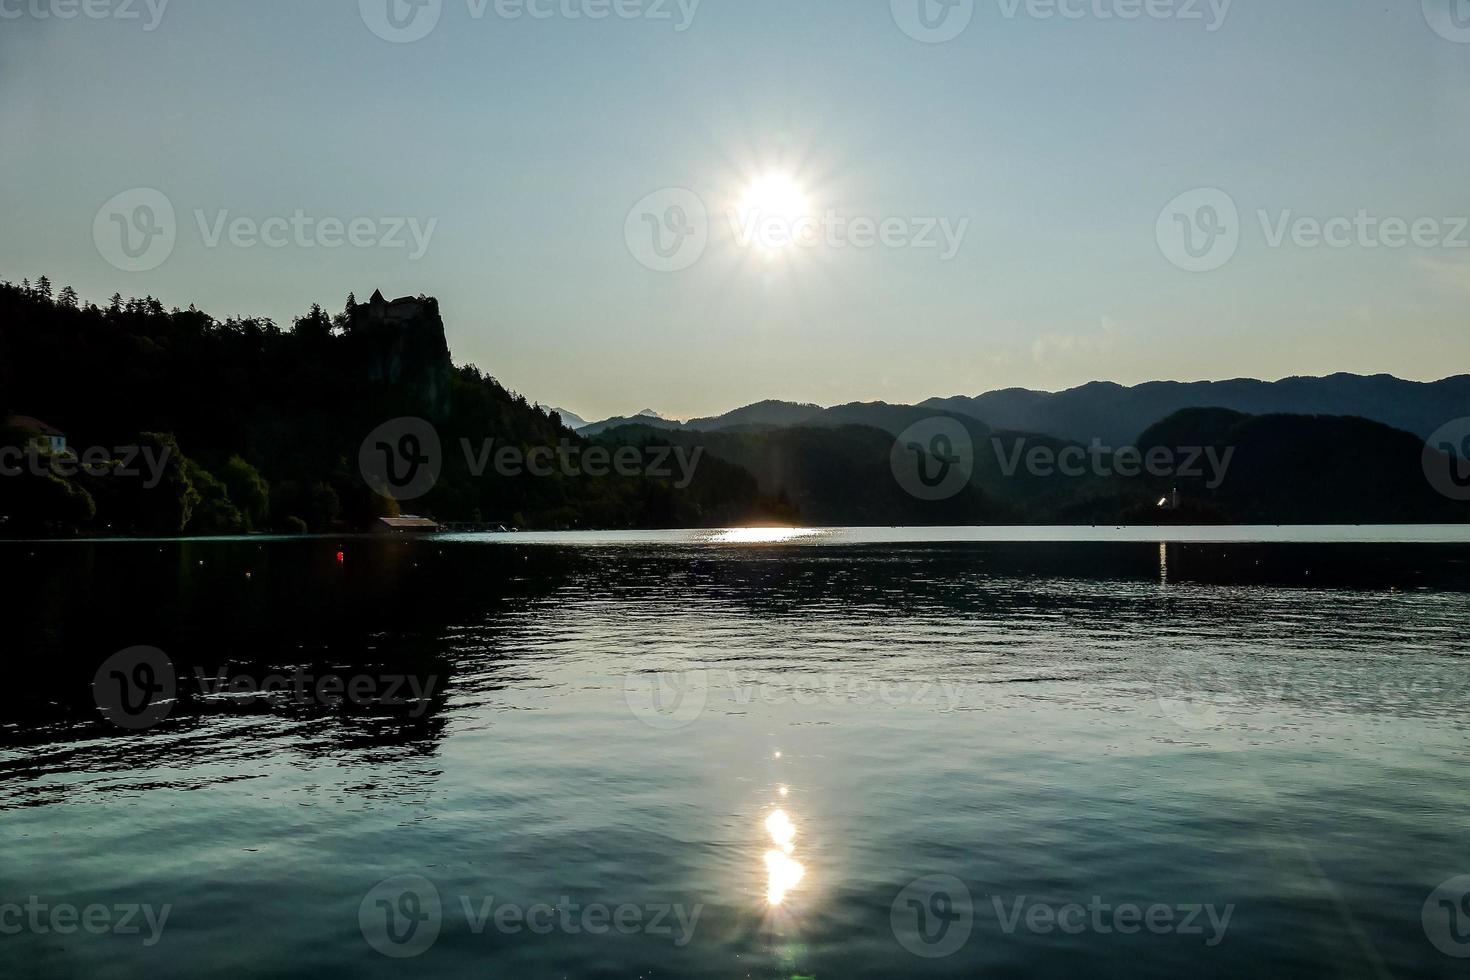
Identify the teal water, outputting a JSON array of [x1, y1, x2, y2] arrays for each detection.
[[2, 532, 1469, 978]]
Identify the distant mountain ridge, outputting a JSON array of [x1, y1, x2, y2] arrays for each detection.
[[578, 413, 685, 437], [577, 374, 1470, 446], [686, 400, 824, 431], [571, 407, 678, 435], [924, 374, 1470, 445]]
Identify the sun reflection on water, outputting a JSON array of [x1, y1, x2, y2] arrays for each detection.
[[763, 808, 805, 906], [765, 809, 796, 853], [714, 528, 821, 544]]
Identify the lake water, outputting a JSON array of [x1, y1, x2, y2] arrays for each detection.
[[3, 529, 1469, 978]]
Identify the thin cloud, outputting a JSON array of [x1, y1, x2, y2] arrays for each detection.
[[1031, 317, 1121, 368], [1416, 256, 1470, 295]]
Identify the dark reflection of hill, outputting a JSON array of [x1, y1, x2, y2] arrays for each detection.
[[0, 538, 586, 754]]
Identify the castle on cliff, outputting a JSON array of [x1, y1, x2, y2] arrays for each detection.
[[359, 289, 429, 325], [347, 289, 452, 417]]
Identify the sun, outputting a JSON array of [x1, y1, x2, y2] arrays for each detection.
[[738, 173, 810, 226], [734, 172, 812, 252]]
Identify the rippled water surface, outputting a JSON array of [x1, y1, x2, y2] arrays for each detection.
[[3, 531, 1469, 978]]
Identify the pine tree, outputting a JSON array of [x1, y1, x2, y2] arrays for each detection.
[[36, 276, 52, 301], [335, 292, 358, 335]]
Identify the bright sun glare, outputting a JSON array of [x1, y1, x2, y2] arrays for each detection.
[[763, 809, 805, 906], [715, 528, 819, 544], [736, 173, 811, 252]]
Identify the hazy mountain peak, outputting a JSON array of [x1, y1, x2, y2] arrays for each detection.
[[548, 406, 589, 430]]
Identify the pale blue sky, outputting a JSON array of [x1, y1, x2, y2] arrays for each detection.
[[3, 0, 1469, 420]]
